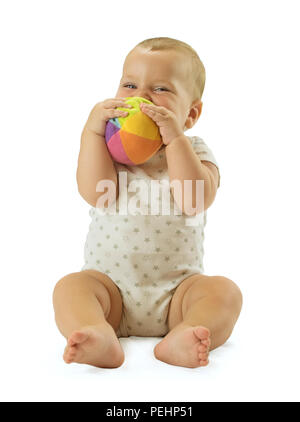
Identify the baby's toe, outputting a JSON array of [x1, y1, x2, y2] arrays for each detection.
[[198, 343, 208, 353], [193, 326, 210, 342], [63, 351, 72, 363], [68, 331, 87, 347], [64, 345, 77, 363], [201, 338, 211, 348], [199, 350, 208, 359]]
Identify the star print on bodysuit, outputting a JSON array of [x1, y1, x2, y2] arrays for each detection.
[[82, 136, 220, 337]]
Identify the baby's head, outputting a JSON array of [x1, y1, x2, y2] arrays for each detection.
[[115, 37, 206, 134]]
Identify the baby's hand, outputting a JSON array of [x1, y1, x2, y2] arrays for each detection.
[[140, 103, 184, 146], [85, 98, 132, 137]]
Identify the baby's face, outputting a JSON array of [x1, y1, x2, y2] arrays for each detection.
[[116, 48, 196, 133]]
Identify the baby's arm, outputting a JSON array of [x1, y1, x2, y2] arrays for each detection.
[[76, 99, 130, 207], [165, 135, 219, 214], [77, 126, 118, 208]]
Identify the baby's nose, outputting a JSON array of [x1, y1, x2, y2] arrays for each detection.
[[134, 91, 152, 102]]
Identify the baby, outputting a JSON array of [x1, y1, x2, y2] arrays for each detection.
[[52, 37, 243, 369]]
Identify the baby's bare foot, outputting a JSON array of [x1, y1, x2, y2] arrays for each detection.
[[63, 321, 124, 368], [154, 323, 211, 368]]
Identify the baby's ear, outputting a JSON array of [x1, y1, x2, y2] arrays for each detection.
[[196, 100, 203, 117], [192, 101, 203, 126], [183, 121, 192, 131], [200, 101, 203, 114]]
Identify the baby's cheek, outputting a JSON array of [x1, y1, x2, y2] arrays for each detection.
[[115, 88, 126, 97]]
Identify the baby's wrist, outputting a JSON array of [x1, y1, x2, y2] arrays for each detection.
[[83, 124, 106, 139], [166, 135, 189, 149]]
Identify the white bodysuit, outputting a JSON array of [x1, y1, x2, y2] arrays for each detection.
[[81, 136, 220, 337]]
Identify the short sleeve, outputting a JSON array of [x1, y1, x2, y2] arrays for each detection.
[[188, 136, 221, 188]]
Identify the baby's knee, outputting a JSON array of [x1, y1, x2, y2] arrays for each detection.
[[52, 272, 84, 301], [205, 276, 243, 314], [216, 276, 243, 313]]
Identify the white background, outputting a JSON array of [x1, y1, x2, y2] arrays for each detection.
[[0, 0, 299, 402]]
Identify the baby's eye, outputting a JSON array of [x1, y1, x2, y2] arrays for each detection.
[[124, 84, 136, 89], [155, 87, 167, 91]]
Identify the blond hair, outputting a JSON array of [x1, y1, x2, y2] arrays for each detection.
[[133, 37, 206, 103]]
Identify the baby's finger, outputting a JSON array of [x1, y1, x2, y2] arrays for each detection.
[[104, 99, 132, 109], [113, 109, 129, 117], [141, 103, 166, 116], [115, 99, 133, 108], [103, 108, 128, 121]]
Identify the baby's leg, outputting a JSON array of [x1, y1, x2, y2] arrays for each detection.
[[154, 274, 242, 368], [52, 269, 124, 368]]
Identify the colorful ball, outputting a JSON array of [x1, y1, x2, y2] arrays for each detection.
[[105, 96, 163, 165]]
